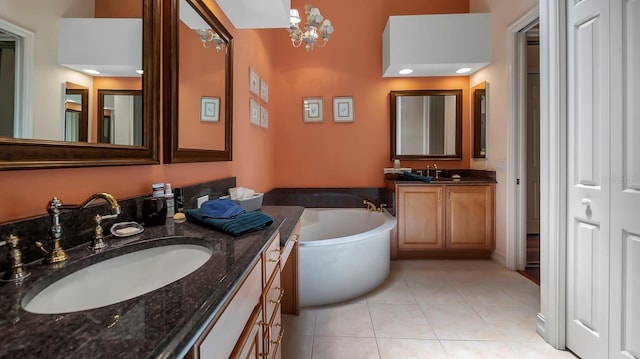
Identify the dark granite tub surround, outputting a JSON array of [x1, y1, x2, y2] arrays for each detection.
[[0, 205, 304, 359], [263, 187, 393, 210]]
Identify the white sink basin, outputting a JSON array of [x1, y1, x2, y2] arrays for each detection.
[[23, 243, 212, 314]]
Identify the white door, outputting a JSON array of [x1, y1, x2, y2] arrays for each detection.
[[609, 0, 640, 358], [565, 0, 611, 357]]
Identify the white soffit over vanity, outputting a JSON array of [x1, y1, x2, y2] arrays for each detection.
[[216, 0, 290, 28], [58, 18, 141, 77], [382, 13, 491, 77]]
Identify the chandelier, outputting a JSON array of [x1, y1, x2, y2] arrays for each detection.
[[288, 2, 334, 52], [195, 29, 225, 52]]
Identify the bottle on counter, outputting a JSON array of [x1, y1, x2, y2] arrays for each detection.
[[165, 183, 175, 217]]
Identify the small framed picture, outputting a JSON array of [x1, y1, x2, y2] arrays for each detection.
[[249, 67, 260, 96], [260, 79, 269, 103], [260, 106, 269, 129], [249, 98, 260, 126], [333, 96, 354, 122], [303, 97, 323, 123], [200, 97, 220, 122]]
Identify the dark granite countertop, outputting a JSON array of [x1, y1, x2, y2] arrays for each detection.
[[391, 177, 497, 185], [0, 205, 304, 359]]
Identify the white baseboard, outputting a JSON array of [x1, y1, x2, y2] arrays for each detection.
[[536, 313, 546, 338], [491, 251, 507, 267]]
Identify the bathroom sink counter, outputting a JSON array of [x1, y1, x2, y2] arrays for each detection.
[[0, 205, 304, 359]]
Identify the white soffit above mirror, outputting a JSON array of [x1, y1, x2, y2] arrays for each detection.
[[216, 0, 290, 28], [58, 18, 141, 77], [382, 13, 491, 77]]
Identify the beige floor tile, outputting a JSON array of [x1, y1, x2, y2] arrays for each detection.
[[367, 278, 416, 304], [420, 303, 500, 340], [369, 304, 437, 339], [409, 286, 468, 306], [458, 286, 520, 307], [440, 340, 515, 358], [377, 338, 448, 359], [312, 336, 380, 359], [315, 302, 375, 337], [281, 334, 313, 359], [282, 309, 317, 336], [473, 304, 540, 341], [506, 339, 579, 358]]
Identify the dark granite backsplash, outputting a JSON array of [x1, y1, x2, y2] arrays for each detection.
[[0, 177, 238, 272]]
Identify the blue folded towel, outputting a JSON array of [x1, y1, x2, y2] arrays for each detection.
[[200, 199, 245, 219], [185, 208, 273, 237], [399, 171, 433, 183]]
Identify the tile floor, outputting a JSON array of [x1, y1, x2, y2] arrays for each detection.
[[282, 259, 577, 359]]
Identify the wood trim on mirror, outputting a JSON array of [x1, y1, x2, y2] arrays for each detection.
[[390, 89, 463, 160], [0, 0, 160, 170], [162, 0, 233, 164]]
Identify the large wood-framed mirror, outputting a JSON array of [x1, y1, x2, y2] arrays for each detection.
[[162, 0, 233, 163], [390, 89, 462, 160], [0, 0, 160, 170], [472, 81, 487, 159]]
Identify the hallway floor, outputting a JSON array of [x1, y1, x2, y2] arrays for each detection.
[[282, 259, 576, 359]]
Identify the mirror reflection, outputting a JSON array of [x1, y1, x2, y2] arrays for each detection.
[[64, 82, 89, 142], [177, 0, 226, 151], [0, 0, 143, 146], [390, 89, 462, 160], [97, 89, 143, 145]]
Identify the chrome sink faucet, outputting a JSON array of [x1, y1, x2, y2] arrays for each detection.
[[36, 193, 121, 262], [433, 164, 439, 178]]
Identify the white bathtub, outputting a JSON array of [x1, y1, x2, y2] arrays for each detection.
[[299, 208, 397, 307]]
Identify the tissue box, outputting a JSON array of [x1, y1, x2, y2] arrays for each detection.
[[221, 193, 264, 211]]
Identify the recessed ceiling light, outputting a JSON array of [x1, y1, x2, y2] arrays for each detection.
[[456, 67, 472, 74], [399, 69, 413, 75], [136, 69, 144, 75], [83, 69, 100, 75]]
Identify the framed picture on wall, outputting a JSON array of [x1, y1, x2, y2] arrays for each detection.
[[333, 96, 354, 122], [200, 97, 220, 122], [260, 106, 269, 129], [249, 67, 260, 96], [260, 79, 269, 103], [250, 98, 260, 126], [303, 97, 323, 123]]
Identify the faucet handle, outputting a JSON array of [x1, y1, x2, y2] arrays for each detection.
[[1, 235, 31, 282], [378, 204, 387, 212]]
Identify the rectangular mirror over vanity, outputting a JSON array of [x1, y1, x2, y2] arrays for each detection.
[[390, 89, 462, 160]]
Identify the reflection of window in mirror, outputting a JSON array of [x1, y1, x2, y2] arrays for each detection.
[[472, 82, 488, 159], [64, 84, 88, 142], [97, 89, 143, 146], [0, 31, 17, 138]]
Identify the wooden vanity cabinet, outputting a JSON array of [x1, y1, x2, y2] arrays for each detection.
[[395, 183, 495, 258], [186, 218, 301, 359]]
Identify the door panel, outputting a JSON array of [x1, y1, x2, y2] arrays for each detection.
[[397, 186, 443, 250], [566, 0, 610, 357], [610, 1, 640, 358]]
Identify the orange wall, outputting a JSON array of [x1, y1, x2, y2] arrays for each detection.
[[271, 0, 470, 188], [0, 0, 470, 223]]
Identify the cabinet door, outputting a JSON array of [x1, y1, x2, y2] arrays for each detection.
[[231, 304, 265, 359], [397, 185, 444, 250], [445, 185, 494, 249]]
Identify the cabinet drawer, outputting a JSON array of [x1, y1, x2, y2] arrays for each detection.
[[263, 268, 283, 323], [268, 308, 283, 359], [263, 233, 281, 286]]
